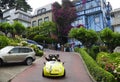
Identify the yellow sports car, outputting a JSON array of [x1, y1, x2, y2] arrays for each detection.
[[42, 61, 65, 77]]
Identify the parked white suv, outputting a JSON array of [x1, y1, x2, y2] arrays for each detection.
[[0, 46, 36, 66]]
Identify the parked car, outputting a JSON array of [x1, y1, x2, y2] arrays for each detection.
[[0, 46, 36, 66], [27, 40, 43, 50]]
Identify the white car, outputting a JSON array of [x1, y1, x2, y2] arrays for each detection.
[[0, 46, 36, 66]]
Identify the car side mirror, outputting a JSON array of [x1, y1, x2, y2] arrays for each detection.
[[8, 51, 12, 54]]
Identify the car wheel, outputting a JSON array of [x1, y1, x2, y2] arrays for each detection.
[[0, 59, 3, 66], [63, 70, 66, 77], [42, 70, 45, 77], [25, 58, 33, 65]]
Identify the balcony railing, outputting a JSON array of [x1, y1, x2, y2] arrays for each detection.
[[13, 14, 31, 22], [112, 18, 120, 26], [76, 6, 101, 16]]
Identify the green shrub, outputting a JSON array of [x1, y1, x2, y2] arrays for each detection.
[[96, 52, 110, 68], [33, 35, 57, 44], [88, 46, 99, 60], [76, 48, 116, 82], [0, 35, 10, 49], [29, 44, 43, 57], [96, 52, 120, 81], [99, 46, 108, 52], [35, 50, 43, 56]]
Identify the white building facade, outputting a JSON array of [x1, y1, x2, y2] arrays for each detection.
[[3, 8, 32, 27], [111, 8, 120, 32]]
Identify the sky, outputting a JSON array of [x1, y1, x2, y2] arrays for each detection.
[[27, 0, 120, 13]]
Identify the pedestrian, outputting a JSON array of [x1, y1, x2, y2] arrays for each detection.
[[57, 43, 61, 51]]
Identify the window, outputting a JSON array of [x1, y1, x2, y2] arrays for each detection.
[[95, 16, 100, 23], [41, 8, 46, 13], [44, 17, 49, 21], [37, 8, 46, 14], [10, 48, 19, 53], [32, 21, 36, 26], [37, 9, 41, 14], [38, 19, 43, 25], [19, 48, 32, 53]]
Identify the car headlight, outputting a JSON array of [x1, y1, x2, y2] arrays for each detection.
[[58, 67, 63, 72], [46, 67, 50, 72]]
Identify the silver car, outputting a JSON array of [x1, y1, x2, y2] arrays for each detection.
[[0, 46, 36, 66]]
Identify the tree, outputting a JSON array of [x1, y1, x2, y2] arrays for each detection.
[[26, 21, 57, 43], [99, 28, 113, 51], [0, 0, 32, 18], [12, 21, 26, 36], [69, 27, 98, 48], [52, 0, 77, 43], [100, 28, 120, 52], [112, 32, 120, 49], [0, 22, 14, 36], [38, 21, 57, 37]]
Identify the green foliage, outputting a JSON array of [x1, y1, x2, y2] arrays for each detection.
[[76, 48, 116, 82], [88, 45, 99, 60], [33, 35, 57, 44], [96, 52, 120, 81], [0, 0, 32, 18], [39, 21, 57, 36], [99, 46, 108, 52], [12, 21, 26, 36], [99, 28, 113, 51], [0, 22, 12, 34], [29, 44, 43, 57], [111, 32, 120, 50], [26, 21, 57, 43], [0, 35, 10, 49], [69, 27, 98, 48]]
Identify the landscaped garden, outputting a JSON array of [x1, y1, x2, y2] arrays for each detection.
[[69, 27, 120, 82]]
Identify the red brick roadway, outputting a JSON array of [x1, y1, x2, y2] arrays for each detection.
[[11, 50, 93, 82]]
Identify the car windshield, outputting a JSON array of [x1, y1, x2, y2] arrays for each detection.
[[0, 46, 13, 53]]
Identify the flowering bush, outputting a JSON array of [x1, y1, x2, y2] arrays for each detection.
[[96, 52, 120, 81]]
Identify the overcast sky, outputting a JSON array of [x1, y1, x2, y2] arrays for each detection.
[[27, 0, 120, 13]]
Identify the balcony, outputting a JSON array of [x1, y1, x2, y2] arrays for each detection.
[[112, 18, 120, 26], [76, 6, 102, 16], [85, 6, 101, 15], [13, 14, 31, 23]]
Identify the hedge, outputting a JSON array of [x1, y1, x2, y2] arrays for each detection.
[[75, 48, 116, 82]]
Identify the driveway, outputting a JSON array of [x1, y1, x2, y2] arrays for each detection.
[[0, 57, 39, 82], [10, 50, 93, 82]]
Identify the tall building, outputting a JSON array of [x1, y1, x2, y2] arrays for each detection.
[[111, 8, 120, 32], [72, 0, 112, 31], [3, 8, 32, 27], [31, 4, 53, 27]]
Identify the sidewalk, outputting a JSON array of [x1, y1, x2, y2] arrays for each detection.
[[0, 56, 40, 82]]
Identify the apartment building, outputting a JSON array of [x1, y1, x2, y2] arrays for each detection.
[[3, 8, 32, 27], [72, 0, 112, 31], [31, 4, 53, 27], [111, 8, 120, 32]]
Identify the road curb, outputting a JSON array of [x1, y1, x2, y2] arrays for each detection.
[[72, 52, 96, 82]]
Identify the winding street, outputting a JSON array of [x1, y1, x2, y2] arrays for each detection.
[[10, 50, 93, 82]]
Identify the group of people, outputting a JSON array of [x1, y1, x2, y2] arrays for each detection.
[[44, 54, 61, 62]]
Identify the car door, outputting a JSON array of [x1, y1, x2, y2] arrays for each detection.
[[3, 48, 19, 63], [16, 48, 29, 62]]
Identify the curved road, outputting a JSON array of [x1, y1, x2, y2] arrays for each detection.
[[11, 50, 93, 82]]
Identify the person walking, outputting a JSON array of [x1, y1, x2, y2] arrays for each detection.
[[57, 43, 61, 51]]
